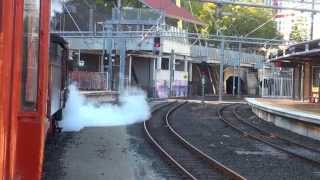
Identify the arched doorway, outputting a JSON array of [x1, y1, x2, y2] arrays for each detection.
[[226, 76, 243, 94]]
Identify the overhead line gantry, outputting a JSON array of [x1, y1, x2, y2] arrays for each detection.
[[200, 0, 320, 13]]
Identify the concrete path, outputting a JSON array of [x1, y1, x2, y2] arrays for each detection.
[[57, 127, 160, 180], [43, 101, 174, 180]]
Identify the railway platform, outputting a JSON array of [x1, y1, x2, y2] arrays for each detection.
[[43, 100, 171, 180], [246, 98, 320, 141]]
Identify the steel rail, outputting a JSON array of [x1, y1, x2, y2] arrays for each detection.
[[144, 102, 198, 180], [165, 102, 247, 180], [232, 104, 320, 154], [218, 104, 320, 166]]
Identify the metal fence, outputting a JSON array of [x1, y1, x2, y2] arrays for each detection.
[[261, 67, 293, 98], [69, 71, 108, 90]]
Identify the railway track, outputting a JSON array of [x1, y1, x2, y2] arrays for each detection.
[[218, 104, 320, 166], [233, 104, 320, 154], [144, 101, 246, 180]]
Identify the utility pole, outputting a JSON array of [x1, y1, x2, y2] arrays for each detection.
[[117, 0, 121, 32], [114, 0, 122, 91], [310, 0, 315, 40], [119, 39, 126, 92], [232, 64, 236, 96], [89, 8, 94, 32], [237, 41, 242, 97], [83, 0, 95, 32], [102, 23, 107, 89], [170, 50, 175, 97], [216, 3, 224, 101], [104, 24, 113, 91], [219, 39, 225, 101]]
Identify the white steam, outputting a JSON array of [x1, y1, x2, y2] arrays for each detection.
[[60, 84, 151, 132]]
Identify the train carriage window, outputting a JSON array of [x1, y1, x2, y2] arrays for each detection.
[[0, 1, 3, 63], [21, 0, 40, 111], [0, 1, 2, 32]]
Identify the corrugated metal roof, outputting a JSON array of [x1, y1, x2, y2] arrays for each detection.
[[138, 0, 204, 25]]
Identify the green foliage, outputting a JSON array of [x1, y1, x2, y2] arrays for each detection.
[[289, 16, 308, 42], [92, 0, 281, 39], [180, 1, 280, 39]]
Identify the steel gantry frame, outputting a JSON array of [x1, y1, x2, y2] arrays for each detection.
[[56, 31, 287, 46], [55, 29, 288, 99], [56, 3, 292, 98], [200, 0, 320, 13]]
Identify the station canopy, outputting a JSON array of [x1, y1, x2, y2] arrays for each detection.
[[138, 0, 204, 25], [268, 39, 320, 63]]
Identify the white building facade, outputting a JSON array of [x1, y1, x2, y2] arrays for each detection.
[[274, 0, 320, 41]]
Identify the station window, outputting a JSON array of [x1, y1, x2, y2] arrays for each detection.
[[161, 58, 169, 70], [175, 60, 185, 71], [21, 0, 40, 111]]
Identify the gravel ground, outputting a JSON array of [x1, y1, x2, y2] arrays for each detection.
[[43, 101, 178, 180], [169, 103, 320, 180], [235, 104, 320, 150]]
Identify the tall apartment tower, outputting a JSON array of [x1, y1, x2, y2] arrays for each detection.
[[273, 0, 320, 41]]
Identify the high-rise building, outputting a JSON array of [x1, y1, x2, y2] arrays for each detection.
[[273, 0, 320, 41]]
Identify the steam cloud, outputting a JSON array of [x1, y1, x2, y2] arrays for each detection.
[[60, 84, 151, 132]]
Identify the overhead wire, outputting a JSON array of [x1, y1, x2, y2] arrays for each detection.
[[61, 0, 82, 33]]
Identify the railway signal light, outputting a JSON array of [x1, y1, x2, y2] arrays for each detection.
[[153, 37, 160, 56], [200, 61, 208, 76], [103, 50, 109, 72], [72, 51, 78, 61], [111, 49, 118, 62]]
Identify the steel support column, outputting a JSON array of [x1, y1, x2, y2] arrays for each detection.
[[232, 66, 236, 96], [105, 24, 113, 90], [219, 39, 225, 101], [301, 64, 304, 101], [129, 55, 132, 86], [108, 51, 113, 90], [188, 62, 193, 96], [119, 39, 126, 91], [153, 57, 157, 97], [170, 49, 175, 97], [311, 0, 315, 40], [262, 66, 265, 97], [238, 42, 242, 97]]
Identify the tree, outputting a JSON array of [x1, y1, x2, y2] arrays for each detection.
[[289, 16, 308, 42], [180, 0, 281, 39]]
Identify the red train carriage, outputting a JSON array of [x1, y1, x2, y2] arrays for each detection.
[[0, 0, 68, 179]]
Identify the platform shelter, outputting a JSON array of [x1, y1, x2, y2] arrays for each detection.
[[267, 39, 320, 101], [247, 39, 320, 141]]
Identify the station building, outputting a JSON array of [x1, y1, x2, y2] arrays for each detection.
[[52, 0, 265, 97]]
